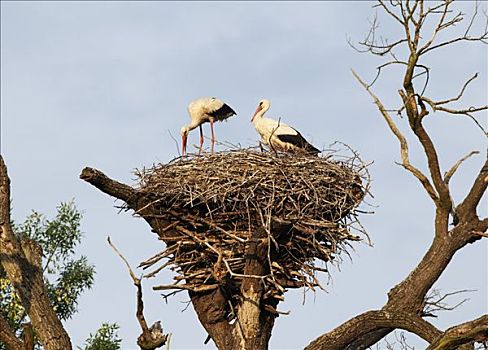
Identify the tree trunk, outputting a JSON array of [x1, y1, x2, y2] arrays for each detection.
[[0, 156, 72, 350]]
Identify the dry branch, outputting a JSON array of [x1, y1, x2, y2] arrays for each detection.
[[351, 69, 439, 204], [305, 310, 441, 350], [444, 151, 479, 185], [422, 289, 474, 318], [458, 155, 488, 218], [426, 315, 488, 350], [107, 236, 169, 350]]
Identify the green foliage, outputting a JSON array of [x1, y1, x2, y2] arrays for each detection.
[[0, 277, 23, 330], [18, 200, 84, 273], [0, 201, 96, 348], [80, 323, 122, 350], [46, 256, 95, 320]]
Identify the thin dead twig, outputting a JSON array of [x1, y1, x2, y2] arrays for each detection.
[[107, 236, 169, 350], [444, 151, 480, 185], [352, 69, 439, 204]]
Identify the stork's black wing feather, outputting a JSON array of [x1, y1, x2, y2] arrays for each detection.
[[209, 103, 237, 121], [277, 132, 320, 155]]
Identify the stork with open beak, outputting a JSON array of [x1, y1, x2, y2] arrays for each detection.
[[251, 99, 320, 155], [180, 97, 236, 156]]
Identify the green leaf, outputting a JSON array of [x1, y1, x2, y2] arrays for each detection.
[[81, 323, 122, 350]]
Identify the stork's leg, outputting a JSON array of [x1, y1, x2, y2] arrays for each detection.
[[269, 142, 278, 156], [198, 125, 204, 156], [259, 141, 265, 153], [268, 136, 278, 156], [210, 119, 215, 155]]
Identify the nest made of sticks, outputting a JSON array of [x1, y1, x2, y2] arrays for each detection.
[[135, 147, 370, 315]]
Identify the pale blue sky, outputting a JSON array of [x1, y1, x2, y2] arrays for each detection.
[[1, 1, 487, 349]]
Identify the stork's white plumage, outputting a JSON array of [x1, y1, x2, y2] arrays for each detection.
[[181, 97, 236, 156], [251, 99, 320, 155]]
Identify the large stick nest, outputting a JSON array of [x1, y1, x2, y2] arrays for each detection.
[[135, 148, 370, 313]]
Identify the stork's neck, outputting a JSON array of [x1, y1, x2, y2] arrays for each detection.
[[186, 119, 201, 131], [252, 105, 269, 124]]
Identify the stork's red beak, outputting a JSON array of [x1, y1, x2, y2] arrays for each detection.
[[251, 105, 261, 122], [182, 134, 188, 156]]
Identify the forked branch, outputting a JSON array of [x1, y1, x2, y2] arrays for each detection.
[[420, 1, 488, 55], [351, 69, 439, 204], [444, 151, 479, 185], [422, 289, 474, 318], [107, 236, 169, 350]]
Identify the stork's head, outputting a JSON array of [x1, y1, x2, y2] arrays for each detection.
[[181, 126, 190, 155], [251, 99, 270, 122]]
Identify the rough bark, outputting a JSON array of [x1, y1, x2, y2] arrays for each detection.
[[426, 315, 488, 350], [0, 314, 22, 350], [232, 229, 276, 350], [306, 310, 441, 350], [0, 155, 72, 350]]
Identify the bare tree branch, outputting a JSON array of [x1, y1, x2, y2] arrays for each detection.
[[457, 154, 488, 219], [397, 90, 452, 221], [422, 289, 474, 318], [349, 12, 408, 57], [80, 167, 136, 204], [421, 96, 488, 135], [304, 310, 441, 350], [377, 0, 405, 25], [426, 314, 488, 350], [376, 330, 417, 350], [420, 2, 488, 55], [430, 105, 488, 115], [419, 1, 459, 54], [434, 73, 480, 106], [444, 151, 480, 185], [305, 218, 486, 350], [366, 60, 429, 92], [417, 72, 487, 136], [351, 69, 439, 203], [108, 236, 168, 350]]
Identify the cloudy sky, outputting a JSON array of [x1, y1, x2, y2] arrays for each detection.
[[1, 1, 486, 349]]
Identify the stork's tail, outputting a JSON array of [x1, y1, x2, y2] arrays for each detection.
[[306, 143, 321, 156]]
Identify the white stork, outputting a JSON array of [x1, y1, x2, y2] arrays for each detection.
[[180, 97, 236, 156], [251, 99, 320, 155]]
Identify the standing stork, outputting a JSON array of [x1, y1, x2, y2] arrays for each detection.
[[180, 97, 236, 156], [251, 99, 320, 155]]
